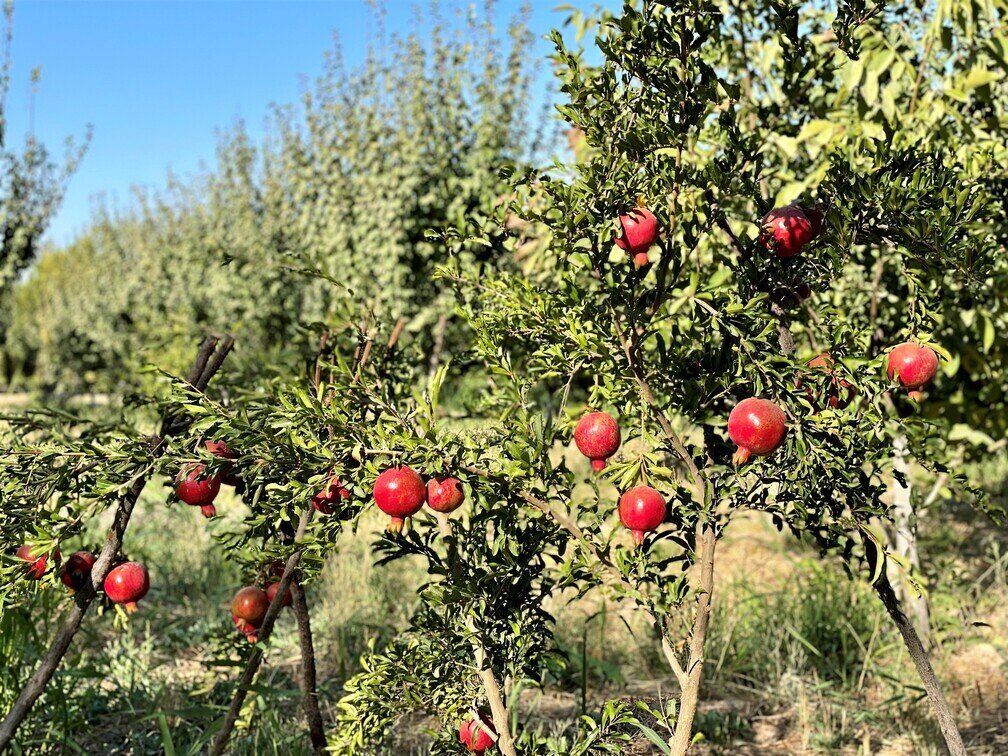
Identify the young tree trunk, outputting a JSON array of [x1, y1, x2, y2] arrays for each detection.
[[891, 435, 930, 644], [0, 335, 232, 752], [668, 522, 717, 755], [873, 570, 966, 756], [290, 581, 327, 752]]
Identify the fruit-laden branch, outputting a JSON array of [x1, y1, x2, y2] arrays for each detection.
[[290, 581, 327, 753], [0, 335, 234, 751], [208, 506, 315, 756], [873, 564, 967, 755]]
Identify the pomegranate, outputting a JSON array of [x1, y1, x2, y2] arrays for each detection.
[[60, 550, 96, 591], [887, 342, 939, 401], [266, 581, 292, 608], [176, 464, 222, 518], [802, 353, 855, 410], [373, 465, 427, 532], [618, 486, 667, 546], [426, 476, 465, 513], [205, 439, 241, 486], [614, 207, 659, 269], [16, 544, 57, 580], [759, 204, 813, 257], [231, 586, 270, 629], [574, 411, 621, 472], [232, 614, 259, 643], [727, 397, 787, 465], [311, 475, 351, 515], [104, 561, 150, 612], [459, 714, 497, 753]]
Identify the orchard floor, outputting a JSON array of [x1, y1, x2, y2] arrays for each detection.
[[5, 475, 1007, 754]]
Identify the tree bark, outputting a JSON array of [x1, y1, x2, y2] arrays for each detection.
[[290, 581, 327, 752], [873, 570, 966, 756], [668, 522, 717, 755], [890, 435, 930, 644], [0, 335, 232, 752]]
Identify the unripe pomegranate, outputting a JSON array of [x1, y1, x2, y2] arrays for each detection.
[[727, 397, 787, 465], [205, 440, 241, 486], [426, 476, 465, 513], [887, 342, 939, 401], [312, 476, 351, 515], [615, 207, 658, 269], [60, 550, 96, 591], [618, 486, 667, 547], [231, 586, 270, 629], [802, 353, 855, 410], [16, 544, 58, 580], [176, 464, 221, 518], [574, 411, 621, 472], [760, 204, 813, 257], [266, 581, 292, 608], [373, 466, 427, 532], [459, 715, 497, 753], [104, 561, 150, 612]]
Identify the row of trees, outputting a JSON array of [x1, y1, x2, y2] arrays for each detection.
[[3, 0, 1008, 754]]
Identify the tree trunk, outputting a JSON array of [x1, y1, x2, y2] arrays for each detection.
[[891, 435, 930, 644], [290, 581, 327, 752]]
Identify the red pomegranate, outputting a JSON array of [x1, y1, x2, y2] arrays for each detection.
[[104, 561, 150, 612], [727, 397, 787, 465], [373, 466, 427, 532], [760, 204, 813, 257], [459, 714, 497, 753], [16, 544, 57, 580], [205, 440, 241, 486], [312, 476, 351, 515], [802, 353, 855, 410], [618, 486, 667, 546], [887, 342, 939, 401], [266, 581, 292, 608], [60, 550, 96, 591], [176, 464, 222, 518], [232, 614, 259, 643], [574, 411, 621, 472], [426, 476, 465, 513], [232, 586, 270, 625], [615, 207, 659, 269]]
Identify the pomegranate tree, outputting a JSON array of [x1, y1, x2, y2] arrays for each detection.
[[103, 562, 150, 612], [175, 464, 222, 518], [372, 465, 426, 532]]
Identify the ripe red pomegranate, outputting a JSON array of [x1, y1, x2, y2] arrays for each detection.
[[373, 465, 427, 532], [176, 464, 222, 518], [232, 585, 270, 629], [760, 204, 813, 257], [459, 715, 497, 753], [615, 207, 659, 269], [266, 581, 292, 608], [232, 614, 259, 643], [727, 397, 787, 465], [618, 486, 667, 546], [312, 476, 351, 515], [574, 411, 621, 472], [205, 440, 241, 486], [104, 561, 150, 612], [60, 550, 96, 591], [426, 476, 465, 513], [802, 353, 855, 410], [887, 342, 939, 401], [16, 544, 58, 580]]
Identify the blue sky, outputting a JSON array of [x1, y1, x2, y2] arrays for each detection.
[[6, 1, 603, 245]]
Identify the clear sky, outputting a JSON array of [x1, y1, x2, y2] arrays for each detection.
[[5, 1, 600, 246]]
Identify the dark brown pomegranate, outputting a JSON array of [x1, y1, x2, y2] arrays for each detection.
[[373, 466, 427, 532], [760, 204, 813, 257], [104, 561, 150, 612], [60, 550, 96, 591], [614, 207, 659, 269], [574, 411, 621, 472], [426, 476, 465, 513], [727, 397, 787, 465], [176, 464, 222, 518], [618, 486, 667, 546], [886, 342, 939, 401]]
